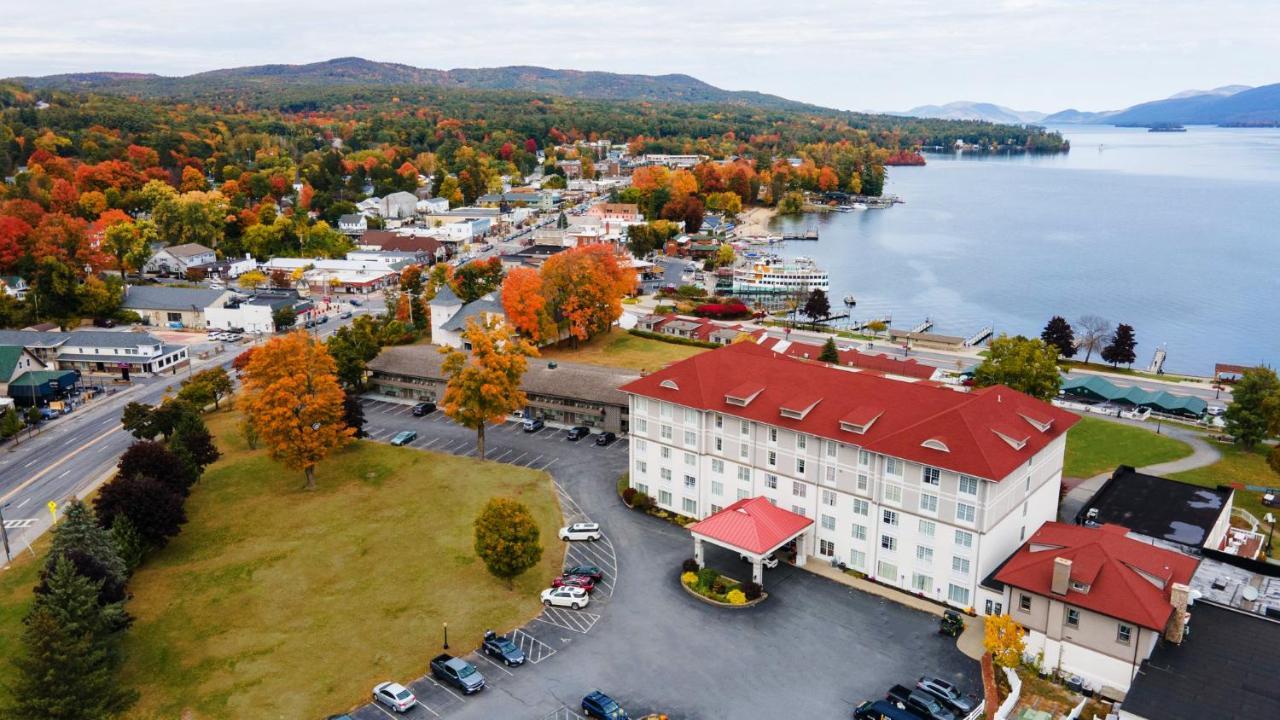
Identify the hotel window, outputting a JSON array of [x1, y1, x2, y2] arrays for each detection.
[[710, 504, 722, 514], [740, 420, 750, 436], [634, 397, 647, 414], [1019, 594, 1032, 612], [853, 499, 869, 516], [635, 418, 647, 433], [922, 466, 941, 486], [859, 450, 872, 466], [737, 466, 751, 482], [682, 498, 697, 515], [766, 474, 778, 489], [768, 427, 778, 443], [886, 458, 903, 476], [791, 505, 806, 517], [821, 514, 836, 531], [952, 556, 971, 575], [661, 425, 672, 440], [826, 441, 837, 457], [882, 509, 899, 527], [660, 403, 672, 419], [920, 493, 938, 513], [884, 484, 902, 504], [796, 458, 806, 475], [792, 481, 806, 498], [857, 473, 869, 492], [684, 430, 697, 446], [1117, 624, 1132, 644], [1025, 476, 1031, 494], [635, 483, 649, 496], [955, 530, 974, 549], [824, 466, 836, 485], [877, 561, 897, 581], [768, 451, 777, 467], [660, 447, 671, 460], [740, 444, 749, 459], [912, 574, 933, 593], [853, 524, 867, 541], [685, 408, 698, 424], [660, 468, 672, 481], [635, 461, 647, 475], [711, 459, 724, 474], [1066, 608, 1080, 628], [714, 413, 723, 429], [916, 546, 934, 564], [956, 503, 976, 524], [881, 535, 897, 551], [850, 550, 866, 569], [959, 475, 979, 495], [684, 452, 695, 466], [684, 475, 696, 488], [821, 489, 836, 507], [819, 539, 835, 557], [919, 520, 936, 537], [737, 489, 749, 500], [659, 490, 672, 506], [634, 439, 646, 452], [948, 584, 970, 606], [714, 437, 723, 452], [711, 481, 724, 496], [797, 434, 807, 450]]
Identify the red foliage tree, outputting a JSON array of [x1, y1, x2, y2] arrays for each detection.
[[0, 216, 32, 271]]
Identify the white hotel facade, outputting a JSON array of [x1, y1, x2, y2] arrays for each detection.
[[622, 342, 1077, 612]]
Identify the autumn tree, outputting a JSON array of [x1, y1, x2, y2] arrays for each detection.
[[1040, 316, 1076, 359], [241, 331, 355, 490], [237, 269, 268, 290], [452, 257, 504, 303], [440, 317, 535, 456], [541, 244, 635, 344], [984, 614, 1026, 668], [473, 497, 543, 588], [501, 266, 554, 342], [972, 335, 1063, 401], [117, 440, 196, 497], [181, 367, 233, 410]]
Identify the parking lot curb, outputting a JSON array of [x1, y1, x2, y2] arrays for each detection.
[[678, 574, 768, 609]]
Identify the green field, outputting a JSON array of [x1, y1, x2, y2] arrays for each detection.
[[1063, 416, 1193, 478], [0, 410, 564, 719], [1173, 442, 1278, 547], [541, 329, 707, 371]]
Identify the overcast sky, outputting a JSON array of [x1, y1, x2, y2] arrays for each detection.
[[3, 0, 1277, 112]]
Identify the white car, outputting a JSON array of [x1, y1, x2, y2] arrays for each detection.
[[541, 586, 590, 610], [740, 553, 779, 569], [559, 522, 602, 542], [373, 681, 416, 713]]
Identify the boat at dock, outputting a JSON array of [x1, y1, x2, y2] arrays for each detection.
[[732, 256, 829, 294]]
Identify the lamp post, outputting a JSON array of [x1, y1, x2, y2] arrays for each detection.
[[1265, 513, 1276, 557], [442, 622, 449, 650], [0, 501, 12, 564]]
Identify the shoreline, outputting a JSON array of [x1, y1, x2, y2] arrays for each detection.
[[734, 205, 777, 238]]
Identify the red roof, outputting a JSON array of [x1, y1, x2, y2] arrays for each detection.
[[359, 231, 444, 255], [994, 523, 1200, 630], [754, 334, 938, 380], [688, 497, 814, 555], [621, 342, 1078, 481]]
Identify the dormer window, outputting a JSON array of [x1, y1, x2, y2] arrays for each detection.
[[839, 406, 883, 435], [921, 439, 950, 452], [659, 379, 679, 391], [1070, 580, 1090, 594], [779, 394, 822, 420], [725, 381, 766, 407], [992, 427, 1029, 450], [1019, 411, 1054, 433]]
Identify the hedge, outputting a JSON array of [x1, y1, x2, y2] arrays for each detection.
[[627, 328, 720, 349]]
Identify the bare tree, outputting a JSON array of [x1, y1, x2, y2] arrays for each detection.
[[1076, 315, 1112, 365]]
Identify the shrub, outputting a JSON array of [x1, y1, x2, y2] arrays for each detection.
[[653, 304, 676, 314], [622, 487, 637, 505], [680, 571, 698, 587], [696, 567, 718, 590], [741, 581, 762, 601], [682, 558, 700, 573], [632, 492, 652, 511], [711, 577, 728, 594], [693, 301, 751, 319], [94, 474, 186, 547], [726, 589, 747, 605]]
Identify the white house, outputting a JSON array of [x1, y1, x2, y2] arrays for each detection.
[[620, 341, 1079, 611], [428, 286, 506, 349], [381, 191, 419, 219], [418, 197, 449, 214], [338, 214, 368, 235], [0, 275, 29, 299], [144, 243, 217, 276]]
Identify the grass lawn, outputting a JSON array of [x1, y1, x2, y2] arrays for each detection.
[[1172, 441, 1278, 545], [540, 329, 706, 372], [47, 410, 562, 719], [0, 535, 50, 699], [1063, 416, 1193, 478]]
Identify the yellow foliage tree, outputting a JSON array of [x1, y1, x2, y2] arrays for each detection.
[[983, 613, 1026, 668], [440, 317, 536, 456], [241, 331, 355, 490]]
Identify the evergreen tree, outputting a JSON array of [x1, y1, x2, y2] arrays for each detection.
[[1040, 316, 1076, 358], [170, 413, 220, 474], [0, 405, 21, 441], [108, 515, 146, 576], [47, 500, 127, 590], [343, 391, 367, 438], [819, 337, 840, 363], [1101, 323, 1138, 367]]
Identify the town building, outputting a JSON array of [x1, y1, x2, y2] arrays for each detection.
[[366, 347, 638, 433], [427, 286, 506, 349], [338, 214, 368, 235], [588, 203, 643, 223], [260, 258, 399, 294], [0, 275, 29, 299], [143, 243, 217, 276], [993, 522, 1199, 695], [121, 285, 234, 329], [204, 290, 306, 334], [381, 191, 419, 220], [418, 197, 449, 214], [620, 341, 1078, 611], [0, 345, 46, 397], [0, 329, 190, 380]]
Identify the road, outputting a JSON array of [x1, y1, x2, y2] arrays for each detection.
[[0, 294, 384, 563]]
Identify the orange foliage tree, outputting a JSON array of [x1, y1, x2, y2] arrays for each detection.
[[540, 244, 636, 344], [440, 317, 536, 456], [500, 267, 554, 342], [241, 332, 355, 490]]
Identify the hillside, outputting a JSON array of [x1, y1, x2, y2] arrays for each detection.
[[1105, 82, 1280, 126], [900, 101, 1046, 125], [9, 56, 816, 111]]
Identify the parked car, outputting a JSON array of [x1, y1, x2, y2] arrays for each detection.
[[349, 299, 362, 306], [390, 430, 417, 446], [541, 586, 590, 609], [481, 630, 525, 666], [92, 318, 116, 328], [559, 522, 602, 542], [581, 690, 628, 720], [317, 315, 329, 325], [522, 418, 545, 432], [916, 677, 975, 716], [430, 654, 485, 694], [563, 564, 604, 581], [739, 553, 779, 569], [565, 426, 591, 441], [886, 684, 955, 720], [594, 431, 617, 446], [551, 574, 596, 593], [339, 310, 353, 319], [372, 682, 416, 713], [411, 402, 436, 416], [852, 699, 918, 720]]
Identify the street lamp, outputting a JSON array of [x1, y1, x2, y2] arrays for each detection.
[[1266, 513, 1276, 557], [442, 622, 449, 650], [1, 501, 12, 564]]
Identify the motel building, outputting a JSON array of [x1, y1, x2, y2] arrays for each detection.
[[620, 342, 1078, 610]]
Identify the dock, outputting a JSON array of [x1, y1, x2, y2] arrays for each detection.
[[963, 325, 993, 347], [1147, 346, 1167, 374], [910, 317, 933, 334], [781, 228, 819, 241], [853, 315, 892, 331]]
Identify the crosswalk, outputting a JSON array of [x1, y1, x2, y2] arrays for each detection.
[[2, 519, 36, 530]]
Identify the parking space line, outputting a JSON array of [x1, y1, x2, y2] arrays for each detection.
[[494, 449, 513, 462], [420, 437, 441, 449], [414, 701, 441, 718], [471, 652, 514, 676], [484, 447, 502, 459], [429, 678, 465, 703], [510, 452, 529, 465], [369, 703, 400, 719], [538, 458, 559, 471], [524, 454, 545, 467]]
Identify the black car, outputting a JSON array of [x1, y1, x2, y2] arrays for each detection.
[[481, 630, 526, 667], [92, 317, 116, 328], [412, 402, 436, 416], [317, 315, 328, 324], [564, 564, 604, 581], [349, 299, 362, 306], [594, 431, 617, 446], [566, 426, 591, 441]]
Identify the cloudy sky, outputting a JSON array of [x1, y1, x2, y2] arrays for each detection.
[[3, 0, 1277, 112]]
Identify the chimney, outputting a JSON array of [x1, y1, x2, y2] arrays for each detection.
[[1051, 557, 1072, 595], [1165, 582, 1191, 644]]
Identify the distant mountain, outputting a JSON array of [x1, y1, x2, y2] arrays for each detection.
[[898, 101, 1046, 124], [1040, 108, 1117, 125], [1165, 85, 1252, 100], [1104, 83, 1280, 125], [9, 56, 817, 111]]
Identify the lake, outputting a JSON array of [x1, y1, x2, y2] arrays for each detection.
[[768, 125, 1280, 376]]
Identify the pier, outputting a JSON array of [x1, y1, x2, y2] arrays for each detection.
[[963, 325, 993, 347], [910, 317, 934, 334], [853, 315, 892, 331], [781, 227, 819, 241]]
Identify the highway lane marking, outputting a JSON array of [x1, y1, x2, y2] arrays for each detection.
[[0, 425, 122, 505], [16, 498, 30, 508], [23, 459, 37, 468]]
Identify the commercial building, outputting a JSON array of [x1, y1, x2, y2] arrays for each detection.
[[143, 243, 217, 276], [121, 285, 234, 329], [366, 346, 638, 433], [427, 286, 506, 350], [621, 341, 1078, 611]]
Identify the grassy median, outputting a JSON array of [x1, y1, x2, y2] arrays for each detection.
[[1063, 415, 1193, 479], [106, 410, 564, 719], [541, 330, 706, 371]]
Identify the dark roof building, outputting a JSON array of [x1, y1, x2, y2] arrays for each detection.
[[1076, 465, 1234, 555]]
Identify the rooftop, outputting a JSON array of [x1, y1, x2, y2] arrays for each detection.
[[440, 292, 506, 332], [122, 285, 229, 311], [160, 242, 214, 258], [688, 496, 814, 555], [1076, 465, 1233, 550]]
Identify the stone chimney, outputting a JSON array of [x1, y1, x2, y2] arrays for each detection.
[[1165, 582, 1192, 644], [1051, 557, 1072, 595]]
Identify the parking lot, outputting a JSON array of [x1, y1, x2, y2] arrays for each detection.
[[350, 395, 979, 719]]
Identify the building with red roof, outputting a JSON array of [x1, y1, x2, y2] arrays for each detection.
[[688, 497, 813, 586], [621, 341, 1078, 610], [992, 522, 1199, 695]]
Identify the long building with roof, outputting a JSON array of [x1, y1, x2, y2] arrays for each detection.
[[620, 341, 1079, 611]]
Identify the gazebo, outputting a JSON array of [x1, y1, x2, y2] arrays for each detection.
[[687, 497, 814, 588]]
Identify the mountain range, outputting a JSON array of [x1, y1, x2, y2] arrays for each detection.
[[7, 56, 816, 111], [900, 84, 1280, 126]]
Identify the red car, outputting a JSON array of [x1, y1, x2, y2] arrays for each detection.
[[551, 574, 596, 593]]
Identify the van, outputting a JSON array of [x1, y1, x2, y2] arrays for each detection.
[[522, 418, 545, 432]]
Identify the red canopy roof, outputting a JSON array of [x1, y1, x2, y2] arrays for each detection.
[[688, 497, 814, 555]]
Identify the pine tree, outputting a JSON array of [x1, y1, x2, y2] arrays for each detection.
[[1101, 323, 1138, 367], [108, 515, 146, 575], [170, 412, 220, 474], [48, 500, 126, 588], [1040, 316, 1076, 358], [0, 406, 22, 441], [819, 337, 840, 363]]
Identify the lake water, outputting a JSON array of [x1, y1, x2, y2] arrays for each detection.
[[768, 125, 1280, 375]]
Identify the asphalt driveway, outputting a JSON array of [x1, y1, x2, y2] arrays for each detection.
[[353, 398, 979, 719]]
